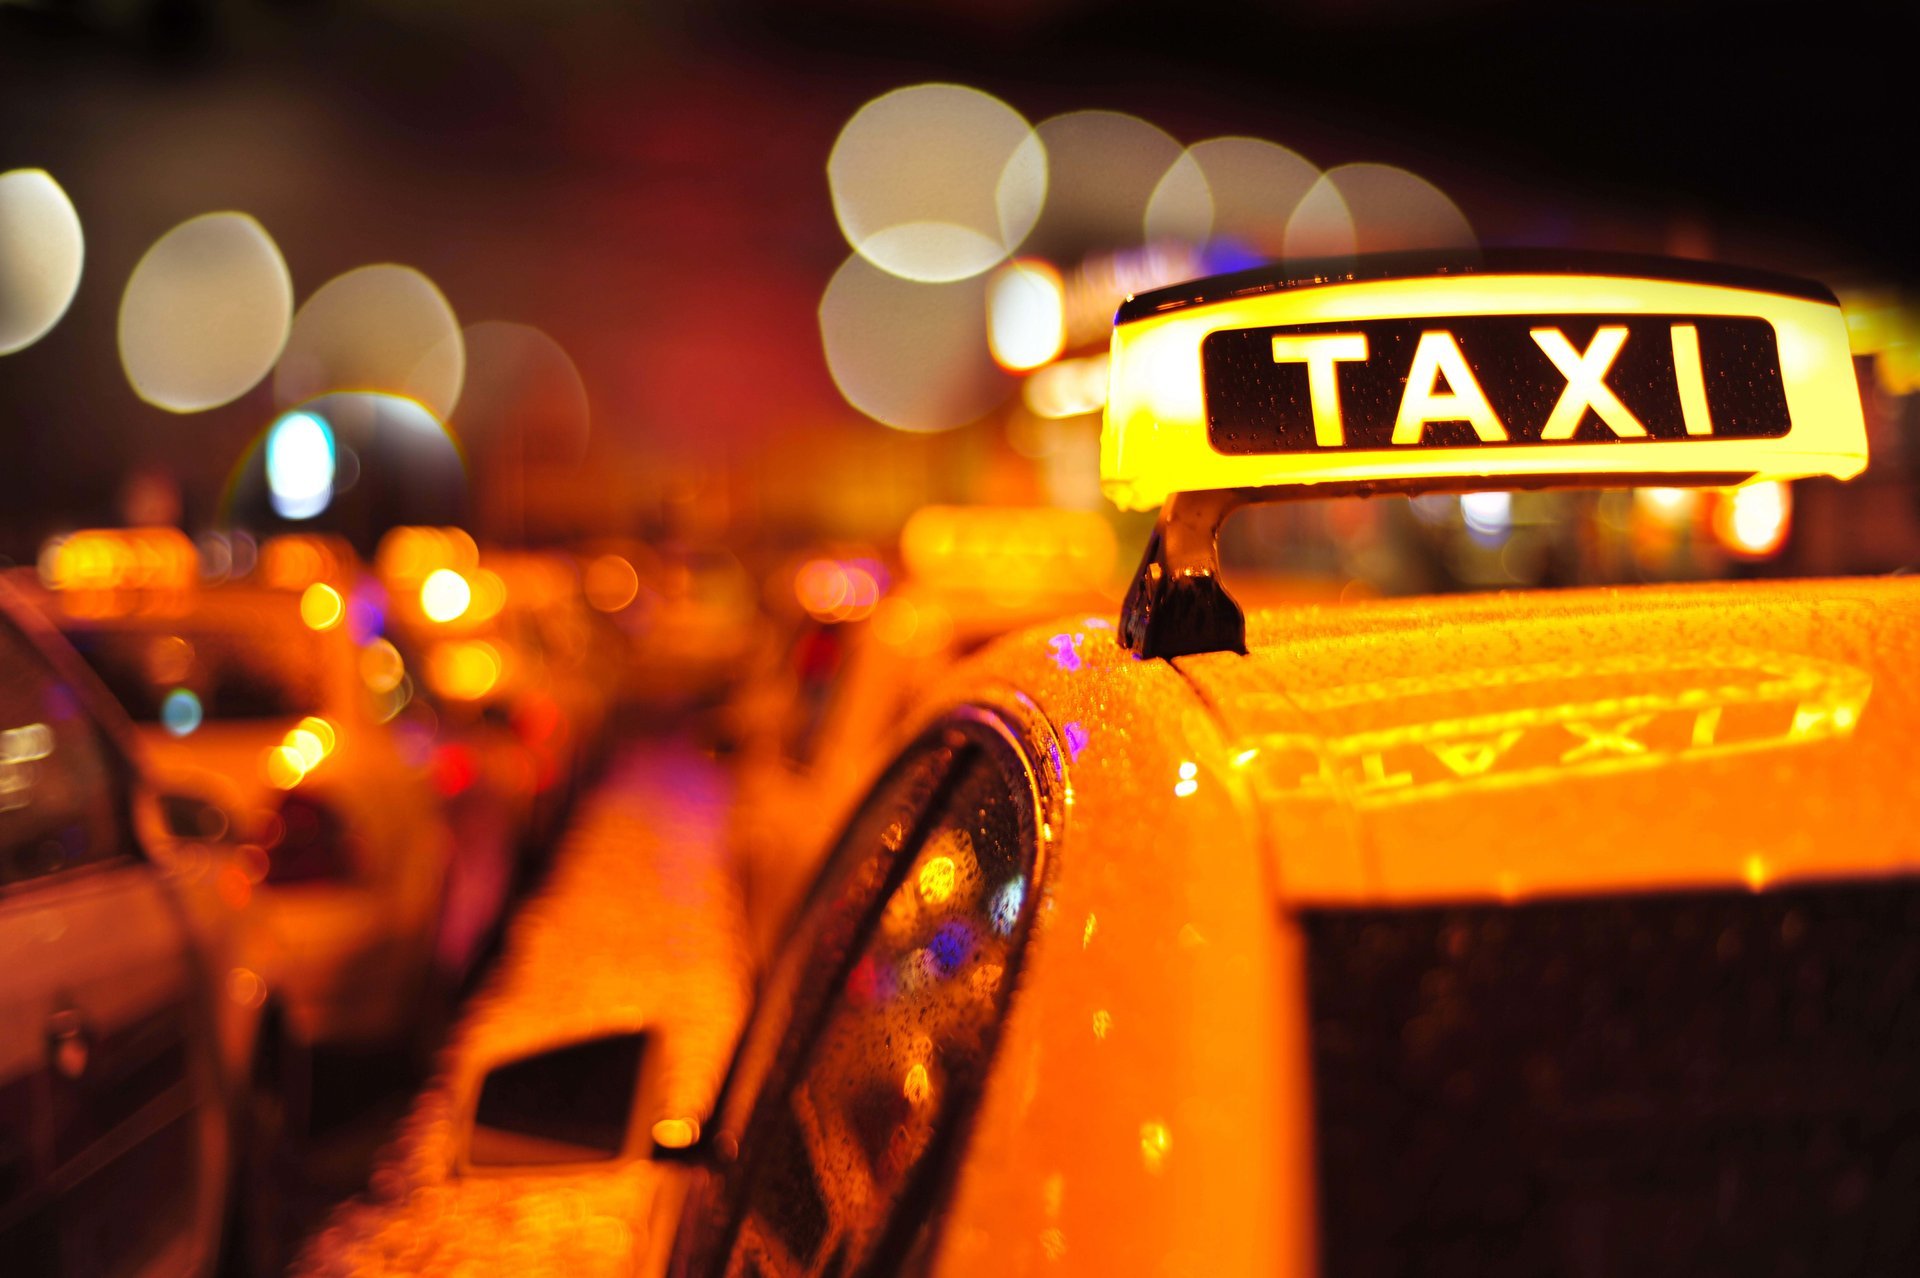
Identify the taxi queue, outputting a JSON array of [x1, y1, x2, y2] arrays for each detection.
[[7, 250, 1916, 1278], [0, 524, 634, 1277]]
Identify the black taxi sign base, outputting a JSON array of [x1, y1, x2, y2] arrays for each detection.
[[1105, 252, 1868, 659]]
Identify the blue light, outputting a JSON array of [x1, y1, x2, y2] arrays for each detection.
[[1063, 721, 1090, 761], [160, 688, 203, 737], [929, 919, 975, 975], [1048, 632, 1082, 672]]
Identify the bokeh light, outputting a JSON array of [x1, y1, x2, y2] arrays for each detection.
[[228, 393, 468, 531], [265, 411, 336, 521], [428, 639, 502, 700], [829, 83, 1046, 283], [300, 581, 345, 631], [1285, 163, 1476, 264], [117, 212, 293, 411], [0, 168, 84, 356], [274, 264, 465, 420], [446, 321, 590, 464], [821, 253, 1008, 432], [584, 554, 639, 612], [1146, 137, 1322, 255], [1714, 481, 1792, 559], [420, 568, 473, 623], [987, 260, 1065, 371], [160, 688, 203, 738], [1024, 110, 1183, 261]]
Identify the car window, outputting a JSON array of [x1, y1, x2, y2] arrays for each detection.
[[60, 616, 322, 722], [0, 616, 128, 886], [692, 713, 1042, 1278]]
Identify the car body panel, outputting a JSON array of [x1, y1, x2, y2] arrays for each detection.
[[1178, 577, 1916, 906]]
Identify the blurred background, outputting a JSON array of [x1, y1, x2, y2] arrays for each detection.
[[4, 0, 1917, 594]]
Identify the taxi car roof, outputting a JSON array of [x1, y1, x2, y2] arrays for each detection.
[[1177, 576, 1920, 904], [1115, 247, 1839, 324]]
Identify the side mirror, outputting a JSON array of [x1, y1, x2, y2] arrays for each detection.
[[468, 1031, 648, 1168]]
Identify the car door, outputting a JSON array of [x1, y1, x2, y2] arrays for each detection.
[[0, 611, 213, 1278], [674, 706, 1053, 1278]]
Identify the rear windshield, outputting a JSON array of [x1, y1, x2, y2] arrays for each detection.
[[62, 616, 323, 722]]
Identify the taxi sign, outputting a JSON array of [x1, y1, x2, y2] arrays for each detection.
[[1102, 252, 1867, 510], [1104, 253, 1870, 659]]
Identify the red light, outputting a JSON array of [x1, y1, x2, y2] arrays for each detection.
[[432, 743, 480, 798]]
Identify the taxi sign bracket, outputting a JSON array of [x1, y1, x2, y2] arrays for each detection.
[[1120, 489, 1254, 660]]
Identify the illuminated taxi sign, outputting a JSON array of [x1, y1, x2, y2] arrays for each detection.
[[39, 528, 198, 593], [1103, 254, 1868, 510]]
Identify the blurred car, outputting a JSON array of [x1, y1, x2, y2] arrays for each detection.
[[576, 542, 758, 711], [22, 530, 499, 1067], [376, 529, 614, 847], [302, 253, 1920, 1278], [728, 508, 1117, 962], [0, 571, 245, 1277]]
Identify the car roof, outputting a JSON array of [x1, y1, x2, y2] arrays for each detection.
[[933, 575, 1920, 912], [1179, 576, 1920, 905]]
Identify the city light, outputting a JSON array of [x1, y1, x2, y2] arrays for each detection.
[[300, 582, 345, 631], [0, 168, 83, 356], [265, 411, 336, 521], [274, 264, 465, 421], [829, 83, 1046, 283], [987, 260, 1065, 371], [1714, 481, 1793, 558], [420, 568, 473, 623], [118, 211, 292, 412]]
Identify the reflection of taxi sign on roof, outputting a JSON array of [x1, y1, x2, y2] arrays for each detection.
[[900, 506, 1117, 594], [1104, 252, 1869, 657]]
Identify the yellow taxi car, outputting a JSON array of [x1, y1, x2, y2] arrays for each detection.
[[22, 531, 476, 1067], [729, 509, 1117, 962], [314, 252, 1906, 1278], [376, 530, 613, 847]]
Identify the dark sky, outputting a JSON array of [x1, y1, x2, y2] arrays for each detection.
[[1, 0, 1904, 549]]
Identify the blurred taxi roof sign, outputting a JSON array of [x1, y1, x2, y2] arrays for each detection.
[[1102, 250, 1867, 512], [1103, 252, 1869, 660], [40, 527, 198, 594]]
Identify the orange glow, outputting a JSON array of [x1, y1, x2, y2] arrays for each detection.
[[1092, 1009, 1113, 1039], [903, 1061, 933, 1106], [264, 743, 308, 789], [40, 528, 197, 593], [376, 525, 479, 586], [466, 568, 509, 623], [794, 557, 882, 623], [261, 534, 356, 590], [359, 638, 405, 695], [651, 1118, 701, 1150], [226, 967, 268, 1010], [429, 640, 502, 701], [1139, 1121, 1172, 1173], [584, 554, 640, 612], [300, 582, 344, 631], [899, 506, 1117, 594], [421, 568, 473, 623]]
